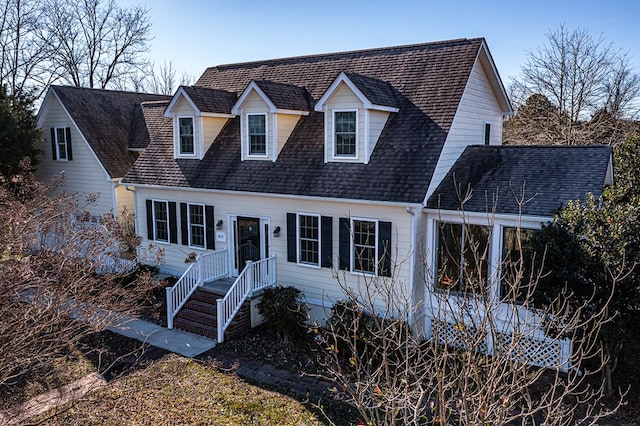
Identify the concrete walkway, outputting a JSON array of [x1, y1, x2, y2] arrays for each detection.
[[108, 316, 217, 358], [107, 317, 335, 402]]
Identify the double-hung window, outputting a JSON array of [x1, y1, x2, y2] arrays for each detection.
[[334, 110, 357, 157], [179, 117, 195, 155], [153, 200, 169, 243], [51, 127, 72, 161], [248, 114, 267, 156], [352, 219, 377, 274], [436, 222, 491, 294], [188, 203, 205, 249], [298, 214, 320, 267]]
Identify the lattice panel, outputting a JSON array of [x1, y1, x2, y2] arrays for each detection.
[[432, 319, 487, 353], [495, 332, 561, 368]]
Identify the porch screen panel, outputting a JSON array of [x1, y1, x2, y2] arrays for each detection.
[[436, 222, 490, 294]]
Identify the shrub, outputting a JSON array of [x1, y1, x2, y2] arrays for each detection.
[[257, 286, 308, 342]]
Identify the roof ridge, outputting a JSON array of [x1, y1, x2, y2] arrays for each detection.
[[52, 84, 171, 98], [206, 37, 483, 71]]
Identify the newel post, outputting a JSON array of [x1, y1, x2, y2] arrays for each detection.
[[246, 260, 254, 293], [166, 287, 174, 329], [197, 255, 204, 286]]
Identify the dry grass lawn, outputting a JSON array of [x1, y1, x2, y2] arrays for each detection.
[[34, 354, 328, 425]]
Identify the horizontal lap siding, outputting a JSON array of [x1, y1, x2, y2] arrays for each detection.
[[275, 114, 300, 158], [36, 96, 114, 217], [428, 60, 504, 198], [134, 188, 417, 312], [202, 116, 228, 152], [115, 184, 134, 216]]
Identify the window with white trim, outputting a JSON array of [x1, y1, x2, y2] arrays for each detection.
[[298, 213, 320, 267], [334, 110, 357, 157], [188, 203, 205, 248], [248, 113, 267, 156], [179, 117, 195, 155], [55, 127, 69, 160], [436, 222, 491, 294], [153, 200, 169, 243], [352, 218, 377, 274]]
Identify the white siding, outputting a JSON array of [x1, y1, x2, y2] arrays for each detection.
[[274, 113, 300, 158], [35, 94, 115, 217], [427, 60, 504, 199], [134, 187, 421, 320], [368, 109, 391, 162], [202, 116, 228, 153]]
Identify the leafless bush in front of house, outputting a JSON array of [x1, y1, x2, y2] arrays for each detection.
[[0, 164, 158, 401], [315, 215, 621, 425]]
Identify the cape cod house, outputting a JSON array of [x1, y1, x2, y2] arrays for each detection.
[[35, 38, 613, 368]]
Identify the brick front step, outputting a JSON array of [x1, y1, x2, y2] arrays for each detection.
[[173, 317, 217, 339], [184, 300, 215, 315], [175, 308, 216, 327], [189, 289, 220, 305]]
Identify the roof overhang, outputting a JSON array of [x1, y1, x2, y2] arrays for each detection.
[[314, 71, 400, 113], [231, 81, 309, 116], [477, 40, 513, 115], [164, 87, 234, 118]]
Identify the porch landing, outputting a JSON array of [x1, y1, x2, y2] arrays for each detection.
[[201, 277, 235, 296]]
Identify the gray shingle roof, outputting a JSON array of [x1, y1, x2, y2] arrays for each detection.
[[426, 145, 612, 217], [124, 38, 484, 203], [343, 72, 400, 109], [181, 86, 237, 114], [52, 86, 171, 178], [253, 80, 311, 111]]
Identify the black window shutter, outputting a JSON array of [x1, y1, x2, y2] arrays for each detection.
[[286, 213, 296, 263], [180, 203, 188, 246], [50, 128, 57, 160], [168, 202, 177, 244], [378, 221, 392, 277], [65, 127, 73, 161], [338, 217, 350, 271], [145, 200, 154, 240], [321, 216, 333, 268], [205, 205, 215, 250]]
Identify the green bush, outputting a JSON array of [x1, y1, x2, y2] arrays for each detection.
[[257, 286, 308, 342]]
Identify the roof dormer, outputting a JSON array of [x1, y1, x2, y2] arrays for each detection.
[[232, 80, 310, 161], [315, 72, 400, 164], [164, 86, 236, 159]]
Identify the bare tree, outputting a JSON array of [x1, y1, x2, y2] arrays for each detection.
[[510, 25, 640, 145], [44, 0, 152, 89], [0, 161, 161, 392], [316, 214, 622, 424], [0, 0, 57, 98]]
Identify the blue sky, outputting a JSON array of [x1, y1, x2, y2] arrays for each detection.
[[121, 0, 640, 86]]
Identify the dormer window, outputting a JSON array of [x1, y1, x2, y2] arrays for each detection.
[[334, 110, 357, 157], [179, 117, 195, 155], [315, 72, 399, 164], [232, 80, 310, 162], [248, 113, 267, 156]]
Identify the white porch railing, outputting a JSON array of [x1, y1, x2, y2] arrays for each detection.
[[166, 248, 228, 329], [217, 255, 277, 343]]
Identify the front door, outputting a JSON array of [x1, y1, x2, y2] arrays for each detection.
[[230, 216, 269, 276]]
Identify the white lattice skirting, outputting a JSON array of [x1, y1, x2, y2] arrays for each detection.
[[431, 318, 572, 372]]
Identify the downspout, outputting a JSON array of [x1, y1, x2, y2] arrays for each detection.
[[405, 207, 417, 327]]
